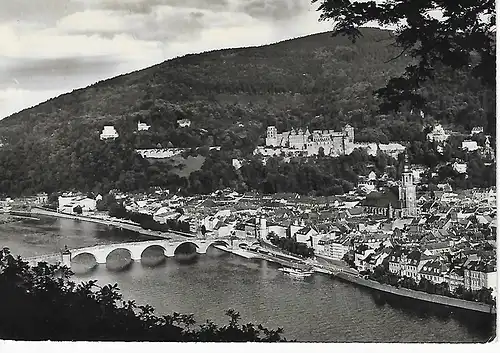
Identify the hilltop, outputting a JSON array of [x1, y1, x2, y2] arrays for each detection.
[[0, 28, 494, 196]]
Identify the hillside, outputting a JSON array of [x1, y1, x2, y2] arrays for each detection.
[[0, 28, 494, 197]]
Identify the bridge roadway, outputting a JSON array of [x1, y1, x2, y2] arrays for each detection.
[[25, 237, 259, 267]]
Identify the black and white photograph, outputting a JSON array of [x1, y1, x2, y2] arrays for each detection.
[[0, 0, 497, 346]]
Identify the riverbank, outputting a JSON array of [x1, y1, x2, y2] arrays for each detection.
[[221, 239, 496, 315], [334, 271, 496, 315], [1, 212, 39, 224], [30, 207, 184, 241]]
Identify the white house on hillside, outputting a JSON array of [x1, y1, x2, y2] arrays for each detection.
[[471, 126, 484, 135], [100, 126, 119, 140], [177, 119, 191, 128], [452, 162, 467, 174], [137, 121, 151, 131], [426, 124, 449, 143], [378, 143, 406, 158], [461, 140, 479, 152]]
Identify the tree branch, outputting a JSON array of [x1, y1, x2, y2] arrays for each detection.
[[384, 46, 411, 63]]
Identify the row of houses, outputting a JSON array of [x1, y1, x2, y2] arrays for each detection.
[[385, 247, 497, 294]]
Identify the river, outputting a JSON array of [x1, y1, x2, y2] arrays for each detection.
[[0, 217, 495, 343]]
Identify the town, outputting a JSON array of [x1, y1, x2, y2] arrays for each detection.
[[1, 127, 496, 306]]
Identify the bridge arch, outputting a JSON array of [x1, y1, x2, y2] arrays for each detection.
[[70, 252, 98, 273], [207, 240, 230, 248], [200, 240, 230, 254], [106, 248, 133, 271], [140, 245, 167, 266], [173, 241, 200, 255]]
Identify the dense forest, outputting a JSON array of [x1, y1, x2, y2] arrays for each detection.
[[0, 28, 495, 197]]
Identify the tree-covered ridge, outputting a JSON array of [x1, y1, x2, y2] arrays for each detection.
[[0, 28, 494, 196], [0, 248, 286, 341]]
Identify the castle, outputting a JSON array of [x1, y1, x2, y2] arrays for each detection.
[[265, 125, 355, 156]]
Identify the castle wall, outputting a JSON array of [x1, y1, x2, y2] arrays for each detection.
[[264, 125, 355, 156]]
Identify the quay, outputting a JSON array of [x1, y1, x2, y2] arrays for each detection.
[[217, 243, 496, 315], [29, 207, 191, 240]]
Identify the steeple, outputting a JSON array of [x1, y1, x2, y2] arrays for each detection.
[[399, 151, 418, 218], [403, 152, 410, 173]]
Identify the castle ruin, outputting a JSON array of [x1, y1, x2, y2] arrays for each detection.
[[265, 125, 355, 156]]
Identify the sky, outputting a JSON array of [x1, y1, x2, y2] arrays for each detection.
[[0, 0, 333, 119]]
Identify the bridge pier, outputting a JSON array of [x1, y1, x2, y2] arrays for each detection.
[[61, 248, 71, 267]]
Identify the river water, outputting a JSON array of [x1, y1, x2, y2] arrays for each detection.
[[0, 217, 496, 342]]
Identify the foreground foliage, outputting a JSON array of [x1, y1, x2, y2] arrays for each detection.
[[0, 248, 286, 341], [314, 0, 495, 114]]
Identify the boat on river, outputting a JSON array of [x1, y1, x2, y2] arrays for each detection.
[[279, 267, 314, 278]]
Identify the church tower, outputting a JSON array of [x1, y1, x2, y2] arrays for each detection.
[[398, 154, 418, 218]]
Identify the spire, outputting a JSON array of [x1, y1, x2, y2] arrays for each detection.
[[404, 153, 410, 173]]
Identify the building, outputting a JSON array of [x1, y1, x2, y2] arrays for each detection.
[[378, 143, 406, 158], [58, 195, 97, 213], [481, 135, 495, 161], [265, 125, 355, 156], [452, 162, 467, 174], [357, 171, 378, 193], [100, 126, 119, 140], [426, 124, 449, 143], [461, 140, 479, 152], [232, 159, 242, 170], [399, 155, 419, 218], [319, 237, 350, 261], [136, 148, 185, 159], [463, 260, 497, 294], [137, 121, 151, 131], [35, 193, 48, 205], [294, 226, 318, 246], [471, 127, 484, 135], [423, 241, 451, 255], [177, 119, 191, 128], [388, 248, 404, 275], [419, 260, 446, 284], [444, 268, 465, 292], [400, 249, 422, 281]]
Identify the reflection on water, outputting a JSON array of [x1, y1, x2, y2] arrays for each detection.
[[72, 247, 496, 343], [0, 218, 496, 342]]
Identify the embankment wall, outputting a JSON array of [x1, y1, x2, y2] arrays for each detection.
[[336, 272, 496, 315]]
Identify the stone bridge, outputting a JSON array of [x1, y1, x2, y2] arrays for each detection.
[[26, 237, 259, 267]]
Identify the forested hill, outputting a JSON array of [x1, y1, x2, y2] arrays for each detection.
[[0, 28, 494, 196]]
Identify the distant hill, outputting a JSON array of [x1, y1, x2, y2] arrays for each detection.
[[0, 28, 494, 196]]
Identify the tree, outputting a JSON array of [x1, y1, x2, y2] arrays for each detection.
[[0, 248, 286, 341], [73, 205, 83, 215], [313, 0, 495, 125]]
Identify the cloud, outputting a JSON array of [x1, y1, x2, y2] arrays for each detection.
[[0, 1, 82, 23], [86, 0, 230, 14], [0, 0, 331, 119], [0, 23, 162, 61], [0, 57, 122, 91], [237, 0, 312, 21], [56, 10, 135, 34]]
